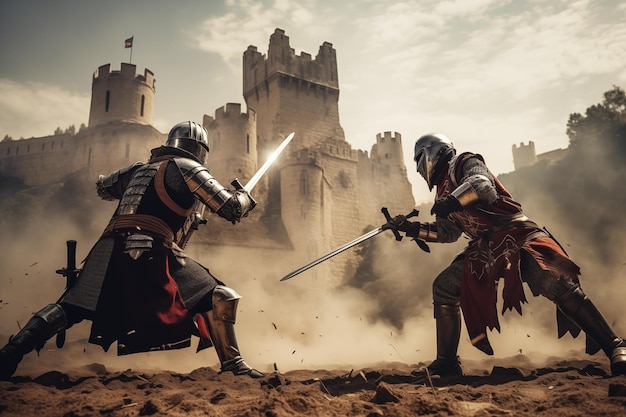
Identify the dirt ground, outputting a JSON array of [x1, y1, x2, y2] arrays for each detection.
[[2, 353, 626, 417]]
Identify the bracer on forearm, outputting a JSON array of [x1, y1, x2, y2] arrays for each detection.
[[405, 221, 439, 242]]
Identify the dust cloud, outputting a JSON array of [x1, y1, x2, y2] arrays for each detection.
[[1, 144, 625, 377]]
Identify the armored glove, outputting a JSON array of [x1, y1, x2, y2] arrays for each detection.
[[431, 195, 462, 218], [382, 214, 416, 232], [218, 190, 256, 223]]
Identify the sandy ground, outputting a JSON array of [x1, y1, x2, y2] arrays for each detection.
[[2, 350, 626, 417]]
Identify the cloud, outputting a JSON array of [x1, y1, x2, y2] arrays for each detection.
[[188, 0, 327, 69], [354, 1, 626, 104], [0, 79, 89, 139]]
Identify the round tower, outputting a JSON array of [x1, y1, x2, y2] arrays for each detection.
[[88, 63, 155, 127], [203, 103, 257, 185], [280, 151, 331, 288]]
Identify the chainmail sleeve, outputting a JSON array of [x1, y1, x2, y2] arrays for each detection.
[[460, 156, 498, 204], [436, 217, 464, 243]]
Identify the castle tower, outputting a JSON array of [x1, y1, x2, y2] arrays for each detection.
[[243, 28, 344, 154], [512, 141, 537, 170], [371, 132, 405, 168], [88, 63, 155, 127], [279, 151, 331, 286], [357, 132, 415, 227], [203, 103, 258, 186]]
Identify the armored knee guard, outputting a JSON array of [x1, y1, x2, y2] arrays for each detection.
[[0, 304, 68, 380], [202, 285, 263, 378]]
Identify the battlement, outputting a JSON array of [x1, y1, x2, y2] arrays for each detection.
[[512, 141, 536, 151], [208, 103, 256, 122], [376, 131, 401, 144], [93, 63, 155, 88], [370, 131, 404, 165], [243, 28, 338, 96], [512, 141, 537, 170], [320, 137, 358, 161]]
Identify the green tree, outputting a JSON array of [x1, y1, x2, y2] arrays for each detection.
[[566, 85, 626, 156]]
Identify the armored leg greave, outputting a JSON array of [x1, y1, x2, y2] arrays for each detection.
[[204, 286, 263, 378], [0, 304, 68, 380], [426, 303, 463, 377], [557, 286, 626, 376]]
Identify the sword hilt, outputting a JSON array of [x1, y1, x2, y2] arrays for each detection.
[[381, 207, 403, 241], [382, 208, 430, 252], [403, 209, 430, 253], [55, 240, 80, 283], [54, 239, 79, 349]]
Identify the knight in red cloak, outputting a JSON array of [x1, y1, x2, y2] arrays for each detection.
[[0, 121, 264, 380], [384, 133, 626, 377]]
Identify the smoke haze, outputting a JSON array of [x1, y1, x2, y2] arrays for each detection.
[[1, 142, 625, 376]]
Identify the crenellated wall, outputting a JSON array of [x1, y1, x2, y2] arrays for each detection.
[[0, 123, 164, 186], [0, 30, 416, 292], [512, 141, 537, 170]]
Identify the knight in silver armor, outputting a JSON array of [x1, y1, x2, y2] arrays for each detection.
[[384, 132, 626, 378], [1, 121, 263, 380]]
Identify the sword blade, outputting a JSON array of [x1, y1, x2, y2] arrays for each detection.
[[244, 132, 295, 192], [279, 226, 385, 282]]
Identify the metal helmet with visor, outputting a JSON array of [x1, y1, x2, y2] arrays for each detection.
[[166, 121, 210, 163], [414, 133, 455, 190]]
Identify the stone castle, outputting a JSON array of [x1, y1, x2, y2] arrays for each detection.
[[0, 29, 415, 289], [511, 141, 567, 170]]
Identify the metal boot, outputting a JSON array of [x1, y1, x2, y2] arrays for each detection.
[[557, 286, 626, 376], [0, 304, 67, 380], [416, 303, 463, 377], [205, 286, 263, 378]]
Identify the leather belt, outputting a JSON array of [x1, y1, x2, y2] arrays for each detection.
[[103, 214, 175, 243]]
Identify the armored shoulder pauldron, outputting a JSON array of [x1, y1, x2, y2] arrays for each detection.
[[116, 162, 161, 215]]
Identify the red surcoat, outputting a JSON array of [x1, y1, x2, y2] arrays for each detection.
[[435, 152, 581, 350]]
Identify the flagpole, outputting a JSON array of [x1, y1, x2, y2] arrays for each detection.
[[124, 36, 134, 64]]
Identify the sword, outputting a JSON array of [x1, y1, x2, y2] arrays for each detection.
[[279, 207, 426, 282], [54, 240, 81, 348], [231, 132, 295, 193]]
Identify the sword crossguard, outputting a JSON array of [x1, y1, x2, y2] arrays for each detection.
[[381, 207, 403, 241], [403, 209, 430, 253]]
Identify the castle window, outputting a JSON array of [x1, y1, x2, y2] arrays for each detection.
[[6, 147, 9, 156], [300, 170, 309, 195], [16, 146, 19, 155], [246, 134, 250, 154], [125, 143, 130, 159], [42, 143, 45, 151], [105, 90, 110, 112], [27, 145, 30, 153], [140, 95, 145, 117], [51, 142, 54, 150]]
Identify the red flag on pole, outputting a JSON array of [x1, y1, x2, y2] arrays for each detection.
[[124, 36, 134, 48]]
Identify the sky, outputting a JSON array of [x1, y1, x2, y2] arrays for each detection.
[[1, 0, 625, 203]]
